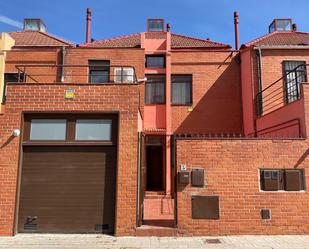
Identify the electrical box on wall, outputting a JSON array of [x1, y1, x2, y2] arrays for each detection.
[[191, 169, 204, 187], [178, 171, 190, 184]]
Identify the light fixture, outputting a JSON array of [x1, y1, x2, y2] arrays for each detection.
[[12, 129, 21, 137], [137, 77, 147, 83]]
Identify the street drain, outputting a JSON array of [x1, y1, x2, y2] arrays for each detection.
[[205, 238, 221, 244]]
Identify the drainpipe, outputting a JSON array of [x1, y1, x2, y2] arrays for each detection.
[[165, 24, 172, 196], [86, 8, 92, 43], [254, 47, 263, 136], [60, 46, 65, 83], [233, 11, 239, 50]]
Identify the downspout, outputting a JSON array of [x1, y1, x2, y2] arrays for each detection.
[[172, 135, 177, 228], [254, 46, 263, 136], [60, 46, 65, 83]]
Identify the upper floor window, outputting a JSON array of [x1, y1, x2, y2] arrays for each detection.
[[89, 60, 110, 83], [75, 119, 112, 140], [145, 74, 165, 104], [114, 67, 135, 83], [4, 73, 25, 83], [283, 61, 307, 103], [3, 73, 25, 103], [30, 119, 67, 140], [146, 55, 165, 68], [171, 75, 192, 105], [260, 169, 305, 191], [147, 19, 164, 32]]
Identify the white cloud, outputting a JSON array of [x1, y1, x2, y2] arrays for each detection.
[[0, 15, 23, 29]]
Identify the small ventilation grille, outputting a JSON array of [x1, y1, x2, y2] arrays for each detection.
[[205, 239, 221, 244], [24, 223, 37, 231], [261, 209, 271, 220]]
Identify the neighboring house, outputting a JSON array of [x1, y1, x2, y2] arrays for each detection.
[[0, 14, 309, 237], [0, 33, 15, 111]]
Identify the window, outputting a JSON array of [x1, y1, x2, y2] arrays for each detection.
[[114, 67, 135, 83], [283, 61, 307, 103], [75, 119, 112, 140], [269, 19, 292, 33], [260, 169, 305, 191], [145, 55, 165, 68], [30, 119, 66, 140], [147, 19, 164, 32], [4, 73, 25, 83], [3, 73, 25, 103], [89, 60, 110, 83], [145, 75, 165, 104], [171, 75, 192, 105]]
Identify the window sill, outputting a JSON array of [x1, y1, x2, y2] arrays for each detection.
[[171, 103, 192, 106], [259, 190, 306, 193], [144, 103, 166, 106], [23, 141, 115, 146]]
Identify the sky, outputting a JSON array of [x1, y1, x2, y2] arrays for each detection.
[[1, 0, 309, 48]]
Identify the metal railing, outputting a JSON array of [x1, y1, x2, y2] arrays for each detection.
[[256, 63, 308, 116], [13, 64, 138, 84]]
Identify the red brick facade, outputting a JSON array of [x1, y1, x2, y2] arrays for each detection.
[[2, 22, 309, 237], [176, 138, 309, 235], [0, 83, 139, 236]]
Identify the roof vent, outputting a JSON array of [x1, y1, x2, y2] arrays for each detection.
[[147, 19, 164, 32], [23, 19, 46, 32], [269, 19, 292, 33]]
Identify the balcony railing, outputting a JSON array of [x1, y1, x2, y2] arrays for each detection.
[[256, 63, 308, 116], [13, 64, 138, 84]]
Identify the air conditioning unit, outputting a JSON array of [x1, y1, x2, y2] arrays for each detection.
[[262, 170, 283, 191]]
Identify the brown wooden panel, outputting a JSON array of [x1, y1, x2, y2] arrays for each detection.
[[192, 196, 219, 220], [18, 146, 117, 234]]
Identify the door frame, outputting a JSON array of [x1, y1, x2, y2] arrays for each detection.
[[145, 135, 166, 192]]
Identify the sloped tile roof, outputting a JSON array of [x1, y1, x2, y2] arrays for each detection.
[[243, 31, 309, 47], [8, 30, 72, 47], [80, 32, 231, 49], [171, 33, 230, 48]]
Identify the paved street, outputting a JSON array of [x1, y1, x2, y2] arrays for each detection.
[[0, 234, 309, 249]]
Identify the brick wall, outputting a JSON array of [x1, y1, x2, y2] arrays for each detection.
[[65, 48, 145, 84], [176, 138, 309, 235], [5, 49, 61, 83], [171, 51, 242, 134], [0, 83, 139, 236], [252, 49, 309, 115]]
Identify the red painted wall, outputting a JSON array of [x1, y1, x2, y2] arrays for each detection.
[[256, 98, 306, 137], [171, 51, 243, 134], [240, 48, 255, 135]]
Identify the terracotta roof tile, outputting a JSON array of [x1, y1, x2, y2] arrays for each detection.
[[171, 33, 230, 48], [80, 32, 231, 49], [243, 31, 309, 47], [8, 30, 72, 47]]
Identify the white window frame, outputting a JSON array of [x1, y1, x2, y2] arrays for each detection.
[[114, 67, 134, 83]]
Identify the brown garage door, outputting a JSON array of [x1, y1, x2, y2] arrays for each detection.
[[18, 145, 117, 234]]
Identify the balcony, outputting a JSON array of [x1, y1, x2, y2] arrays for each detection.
[[255, 63, 308, 138], [10, 64, 138, 84]]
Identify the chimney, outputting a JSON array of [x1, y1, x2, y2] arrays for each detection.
[[86, 8, 92, 43], [292, 23, 297, 31], [233, 11, 239, 50], [166, 23, 171, 32]]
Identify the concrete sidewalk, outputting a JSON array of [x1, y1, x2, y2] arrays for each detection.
[[0, 234, 309, 249]]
